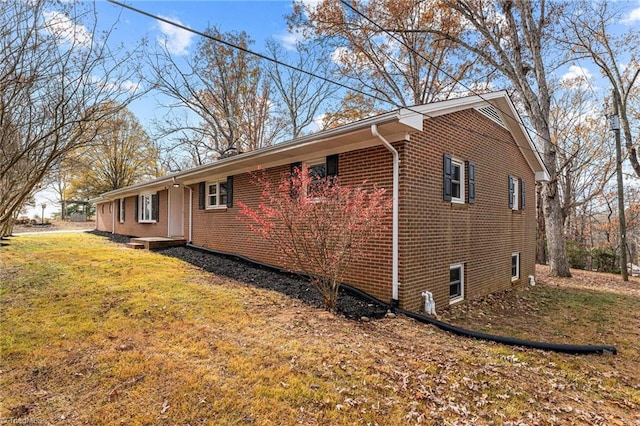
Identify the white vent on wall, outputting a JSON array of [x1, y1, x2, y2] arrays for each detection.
[[476, 105, 507, 128]]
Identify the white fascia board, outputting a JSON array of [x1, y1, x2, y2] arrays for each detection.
[[94, 109, 418, 202]]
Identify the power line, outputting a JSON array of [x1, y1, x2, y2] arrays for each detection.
[[338, 0, 550, 164], [107, 0, 549, 170]]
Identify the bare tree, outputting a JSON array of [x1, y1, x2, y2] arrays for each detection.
[[421, 0, 572, 276], [266, 39, 337, 138], [148, 27, 284, 165], [288, 0, 478, 109], [560, 0, 640, 177], [65, 102, 159, 200], [551, 81, 615, 243], [0, 0, 142, 237]]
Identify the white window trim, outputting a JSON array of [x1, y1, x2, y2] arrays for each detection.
[[511, 177, 519, 211], [511, 252, 520, 281], [451, 158, 465, 204], [206, 181, 227, 209], [139, 193, 156, 223], [449, 263, 465, 304], [119, 198, 125, 223]]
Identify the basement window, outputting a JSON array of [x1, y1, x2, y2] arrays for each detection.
[[511, 252, 520, 281], [449, 263, 464, 304]]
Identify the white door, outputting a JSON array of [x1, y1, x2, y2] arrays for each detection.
[[168, 186, 184, 237]]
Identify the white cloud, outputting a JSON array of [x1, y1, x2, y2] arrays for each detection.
[[43, 10, 92, 47], [561, 65, 594, 87], [277, 29, 305, 51], [621, 6, 640, 24], [331, 46, 352, 65], [297, 0, 323, 18], [88, 76, 142, 95], [157, 16, 194, 56]]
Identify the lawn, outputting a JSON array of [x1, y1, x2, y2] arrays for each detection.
[[1, 233, 639, 425]]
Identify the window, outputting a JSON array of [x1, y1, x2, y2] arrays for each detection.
[[509, 176, 518, 210], [198, 177, 233, 210], [206, 181, 227, 208], [444, 155, 472, 204], [290, 155, 338, 199], [511, 252, 520, 281], [509, 176, 526, 210], [449, 263, 464, 304], [119, 198, 125, 223], [308, 160, 327, 195], [138, 193, 158, 222]]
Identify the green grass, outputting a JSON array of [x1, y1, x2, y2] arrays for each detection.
[[1, 233, 639, 425]]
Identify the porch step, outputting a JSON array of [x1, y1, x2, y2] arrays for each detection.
[[125, 242, 145, 249], [128, 237, 187, 250]]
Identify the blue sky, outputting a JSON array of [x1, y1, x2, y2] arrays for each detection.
[[97, 1, 300, 127], [28, 0, 640, 216]]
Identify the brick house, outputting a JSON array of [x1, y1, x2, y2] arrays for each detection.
[[92, 91, 548, 313]]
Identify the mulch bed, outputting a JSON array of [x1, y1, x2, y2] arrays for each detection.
[[89, 230, 388, 320]]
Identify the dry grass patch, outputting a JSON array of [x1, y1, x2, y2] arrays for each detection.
[[1, 234, 639, 425]]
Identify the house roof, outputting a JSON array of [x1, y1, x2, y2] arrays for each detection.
[[90, 90, 549, 203]]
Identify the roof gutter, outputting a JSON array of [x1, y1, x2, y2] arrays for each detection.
[[371, 124, 399, 307]]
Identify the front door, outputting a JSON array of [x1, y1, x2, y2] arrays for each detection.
[[168, 186, 184, 237]]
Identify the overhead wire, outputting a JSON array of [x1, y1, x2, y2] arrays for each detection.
[[338, 0, 551, 173], [107, 0, 549, 171]]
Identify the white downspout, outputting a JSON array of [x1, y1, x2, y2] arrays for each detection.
[[371, 124, 399, 307], [185, 186, 193, 243]]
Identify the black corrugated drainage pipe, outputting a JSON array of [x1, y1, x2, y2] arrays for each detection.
[[339, 284, 617, 355], [184, 244, 617, 355]]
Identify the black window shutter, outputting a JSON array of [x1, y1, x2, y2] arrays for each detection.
[[467, 161, 476, 204], [290, 162, 302, 199], [519, 178, 525, 210], [116, 199, 120, 221], [152, 192, 159, 222], [122, 198, 125, 222], [135, 196, 139, 222], [226, 175, 234, 208], [508, 176, 514, 209], [198, 182, 206, 209], [443, 154, 452, 201], [290, 161, 302, 176], [326, 154, 339, 177]]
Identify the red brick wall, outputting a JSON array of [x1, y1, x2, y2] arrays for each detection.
[[399, 109, 536, 312], [96, 191, 171, 238], [95, 108, 536, 313], [95, 201, 114, 232], [189, 147, 396, 303]]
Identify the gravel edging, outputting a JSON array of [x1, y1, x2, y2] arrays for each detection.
[[89, 230, 388, 320]]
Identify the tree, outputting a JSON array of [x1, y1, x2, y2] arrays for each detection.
[[288, 0, 477, 109], [0, 0, 141, 238], [149, 27, 284, 165], [237, 166, 391, 313], [266, 39, 337, 138], [560, 0, 640, 178], [66, 102, 159, 200], [551, 80, 614, 242], [322, 92, 379, 129], [420, 0, 572, 277]]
